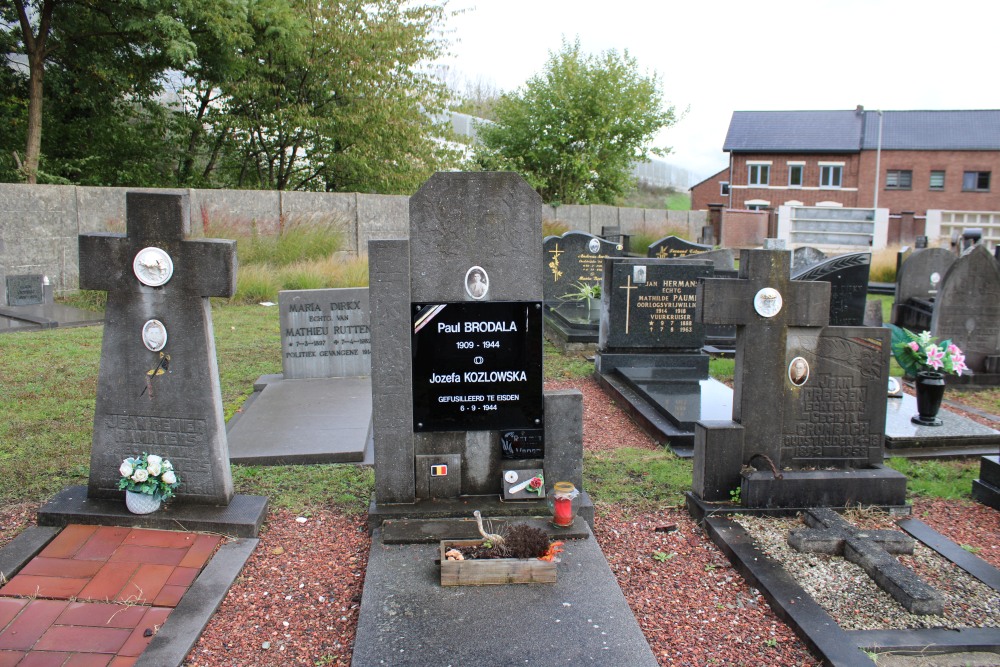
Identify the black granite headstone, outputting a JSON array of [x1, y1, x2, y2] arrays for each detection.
[[646, 235, 711, 259], [79, 193, 238, 505], [890, 248, 954, 330], [5, 274, 45, 306], [792, 252, 871, 326], [931, 244, 1000, 374], [600, 259, 710, 351], [543, 231, 623, 303]]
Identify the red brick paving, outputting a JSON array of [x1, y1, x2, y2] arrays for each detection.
[[0, 525, 221, 666]]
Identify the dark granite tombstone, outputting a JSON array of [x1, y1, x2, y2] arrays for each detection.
[[792, 251, 871, 326], [79, 193, 238, 505], [593, 258, 733, 453], [890, 248, 954, 330], [931, 244, 1000, 383], [543, 231, 623, 350], [369, 173, 589, 527], [790, 246, 827, 272], [646, 235, 711, 259], [915, 235, 928, 249], [5, 274, 46, 306], [689, 244, 906, 509]]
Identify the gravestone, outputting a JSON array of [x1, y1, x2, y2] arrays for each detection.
[[891, 247, 954, 330], [542, 231, 623, 351], [594, 258, 732, 453], [226, 286, 373, 466], [791, 246, 827, 272], [931, 244, 1000, 382], [5, 274, 46, 306], [792, 251, 871, 326], [279, 287, 371, 379], [646, 235, 711, 259], [689, 244, 907, 509], [369, 172, 588, 525], [79, 193, 237, 505]]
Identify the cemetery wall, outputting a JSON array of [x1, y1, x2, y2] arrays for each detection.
[[0, 183, 706, 292]]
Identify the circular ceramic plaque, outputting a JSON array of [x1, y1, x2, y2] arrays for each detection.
[[753, 287, 783, 318], [465, 266, 489, 300], [887, 377, 902, 396], [588, 238, 601, 253], [142, 319, 168, 352], [133, 247, 173, 287], [504, 470, 519, 484]]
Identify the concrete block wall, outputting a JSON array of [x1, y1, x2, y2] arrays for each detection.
[[0, 183, 704, 293]]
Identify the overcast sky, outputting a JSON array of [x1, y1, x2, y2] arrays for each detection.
[[437, 0, 999, 184]]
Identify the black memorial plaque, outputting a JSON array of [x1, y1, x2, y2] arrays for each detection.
[[412, 301, 544, 434]]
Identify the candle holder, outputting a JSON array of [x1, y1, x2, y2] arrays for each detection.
[[549, 481, 580, 527]]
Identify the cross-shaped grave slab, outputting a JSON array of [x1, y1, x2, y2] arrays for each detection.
[[79, 192, 237, 505], [788, 508, 943, 615]]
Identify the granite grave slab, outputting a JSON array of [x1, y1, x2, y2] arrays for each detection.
[[646, 235, 711, 258], [891, 248, 954, 331]]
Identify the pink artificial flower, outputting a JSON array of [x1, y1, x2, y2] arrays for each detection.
[[951, 353, 967, 376], [908, 341, 920, 352], [947, 343, 962, 356], [925, 344, 944, 370]]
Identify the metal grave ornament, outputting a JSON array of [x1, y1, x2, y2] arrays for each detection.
[[753, 287, 783, 318], [132, 247, 174, 287]]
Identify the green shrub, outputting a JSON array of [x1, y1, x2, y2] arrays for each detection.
[[233, 264, 280, 304]]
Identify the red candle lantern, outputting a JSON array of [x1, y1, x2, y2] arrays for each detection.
[[551, 481, 580, 527]]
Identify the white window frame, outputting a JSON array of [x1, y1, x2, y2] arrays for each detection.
[[720, 181, 730, 196], [744, 198, 770, 211], [748, 161, 771, 187], [819, 162, 844, 189], [787, 162, 804, 188]]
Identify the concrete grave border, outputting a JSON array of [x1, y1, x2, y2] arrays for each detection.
[[687, 499, 1000, 665]]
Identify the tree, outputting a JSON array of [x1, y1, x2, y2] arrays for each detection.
[[474, 38, 676, 205], [0, 0, 244, 185], [212, 0, 458, 193]]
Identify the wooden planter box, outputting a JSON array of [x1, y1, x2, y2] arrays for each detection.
[[439, 539, 557, 586]]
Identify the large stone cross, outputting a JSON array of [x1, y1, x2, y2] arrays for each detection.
[[79, 192, 238, 505], [696, 247, 830, 465], [788, 508, 943, 615]]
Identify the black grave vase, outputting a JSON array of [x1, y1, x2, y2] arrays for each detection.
[[912, 371, 946, 426]]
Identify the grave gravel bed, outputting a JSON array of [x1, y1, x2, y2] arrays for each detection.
[[733, 513, 1000, 632]]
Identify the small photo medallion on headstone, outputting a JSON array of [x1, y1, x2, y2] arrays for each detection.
[[465, 266, 489, 300], [633, 265, 647, 285], [754, 287, 783, 318], [887, 377, 903, 397], [132, 247, 174, 287], [930, 272, 941, 287], [141, 319, 168, 352], [788, 356, 809, 386], [587, 238, 601, 253]]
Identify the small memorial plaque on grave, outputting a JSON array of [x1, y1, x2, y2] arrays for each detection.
[[646, 236, 711, 259], [5, 274, 44, 306], [411, 301, 543, 433]]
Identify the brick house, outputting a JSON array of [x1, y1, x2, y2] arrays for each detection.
[[690, 108, 1000, 244]]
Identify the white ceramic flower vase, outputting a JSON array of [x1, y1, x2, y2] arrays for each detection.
[[125, 490, 162, 514]]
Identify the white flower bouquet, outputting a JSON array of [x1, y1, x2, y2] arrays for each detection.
[[117, 452, 180, 500]]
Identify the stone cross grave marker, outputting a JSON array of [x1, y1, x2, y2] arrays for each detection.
[[697, 246, 831, 466], [788, 508, 943, 615], [79, 192, 237, 505]]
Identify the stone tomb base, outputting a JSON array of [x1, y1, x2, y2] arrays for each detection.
[[740, 467, 909, 509], [351, 522, 658, 667], [37, 485, 268, 538], [885, 394, 1000, 458], [542, 302, 599, 353], [686, 500, 1000, 665], [972, 455, 1000, 510]]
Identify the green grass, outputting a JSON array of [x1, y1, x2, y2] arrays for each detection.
[[584, 447, 691, 507], [542, 339, 593, 380], [233, 464, 373, 514], [885, 457, 979, 500]]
